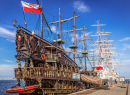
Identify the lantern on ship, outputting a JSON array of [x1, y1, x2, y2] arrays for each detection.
[[18, 35, 22, 41], [17, 34, 24, 44]]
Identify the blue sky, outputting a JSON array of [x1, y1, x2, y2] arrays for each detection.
[[0, 0, 130, 78]]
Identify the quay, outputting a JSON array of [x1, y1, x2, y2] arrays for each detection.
[[68, 83, 129, 95]]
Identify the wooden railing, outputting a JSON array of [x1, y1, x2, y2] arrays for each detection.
[[15, 67, 76, 80]]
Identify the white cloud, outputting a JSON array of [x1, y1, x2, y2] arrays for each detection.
[[4, 60, 14, 63], [50, 25, 58, 34], [63, 45, 71, 51], [81, 32, 91, 39], [71, 34, 79, 42], [119, 53, 124, 56], [123, 44, 130, 50], [0, 27, 16, 42], [70, 32, 91, 42], [73, 1, 90, 13], [124, 60, 130, 63], [122, 60, 130, 65], [0, 64, 17, 78], [119, 37, 130, 41], [6, 39, 15, 42]]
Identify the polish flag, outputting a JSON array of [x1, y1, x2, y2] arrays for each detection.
[[21, 1, 41, 13]]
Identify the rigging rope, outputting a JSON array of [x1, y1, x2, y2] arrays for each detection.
[[35, 14, 40, 36]]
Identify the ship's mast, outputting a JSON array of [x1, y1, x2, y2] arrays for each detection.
[[36, 0, 52, 39], [59, 8, 61, 39], [75, 26, 92, 71], [93, 54, 95, 70], [41, 6, 43, 39], [50, 9, 79, 49], [73, 12, 76, 62], [66, 12, 89, 63], [91, 21, 106, 66], [88, 21, 122, 80], [102, 29, 107, 68], [84, 26, 87, 71]]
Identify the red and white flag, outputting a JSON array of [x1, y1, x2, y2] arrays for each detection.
[[96, 66, 103, 70], [21, 1, 41, 13]]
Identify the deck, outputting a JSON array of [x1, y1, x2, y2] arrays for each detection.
[[67, 83, 129, 95]]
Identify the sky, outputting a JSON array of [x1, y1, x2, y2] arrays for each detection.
[[0, 0, 130, 79]]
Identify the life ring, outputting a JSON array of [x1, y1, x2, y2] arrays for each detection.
[[41, 54, 46, 59]]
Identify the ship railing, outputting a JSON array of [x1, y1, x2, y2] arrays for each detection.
[[14, 67, 74, 79], [45, 53, 59, 61]]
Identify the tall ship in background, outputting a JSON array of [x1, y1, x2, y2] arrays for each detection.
[[5, 0, 121, 95], [87, 21, 121, 86]]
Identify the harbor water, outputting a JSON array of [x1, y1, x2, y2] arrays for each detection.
[[0, 80, 24, 95]]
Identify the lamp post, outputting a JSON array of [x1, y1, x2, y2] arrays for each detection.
[[13, 19, 17, 27]]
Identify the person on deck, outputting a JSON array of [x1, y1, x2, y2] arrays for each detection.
[[126, 79, 127, 84], [115, 79, 117, 84]]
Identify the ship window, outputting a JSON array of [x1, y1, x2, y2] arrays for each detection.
[[47, 49, 51, 53], [52, 50, 56, 54]]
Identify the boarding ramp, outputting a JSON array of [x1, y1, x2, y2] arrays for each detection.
[[81, 74, 102, 85], [81, 74, 109, 89]]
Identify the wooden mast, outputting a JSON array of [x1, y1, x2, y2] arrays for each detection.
[[92, 54, 95, 70], [97, 21, 102, 57], [74, 26, 90, 71], [58, 8, 61, 48], [83, 26, 87, 71], [59, 8, 61, 39], [41, 6, 43, 39], [73, 12, 76, 62], [50, 8, 79, 49]]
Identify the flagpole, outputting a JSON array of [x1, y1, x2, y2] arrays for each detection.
[[23, 11, 27, 29], [21, 0, 27, 29]]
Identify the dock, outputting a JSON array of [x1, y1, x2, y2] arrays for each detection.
[[68, 83, 129, 95]]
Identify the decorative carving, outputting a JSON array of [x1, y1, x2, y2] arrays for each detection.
[[55, 63, 57, 70], [61, 64, 63, 71], [37, 79, 42, 87], [44, 63, 50, 68], [15, 52, 30, 59], [29, 59, 34, 68], [16, 78, 20, 86], [17, 60, 21, 68], [16, 33, 24, 45], [40, 46, 45, 53]]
